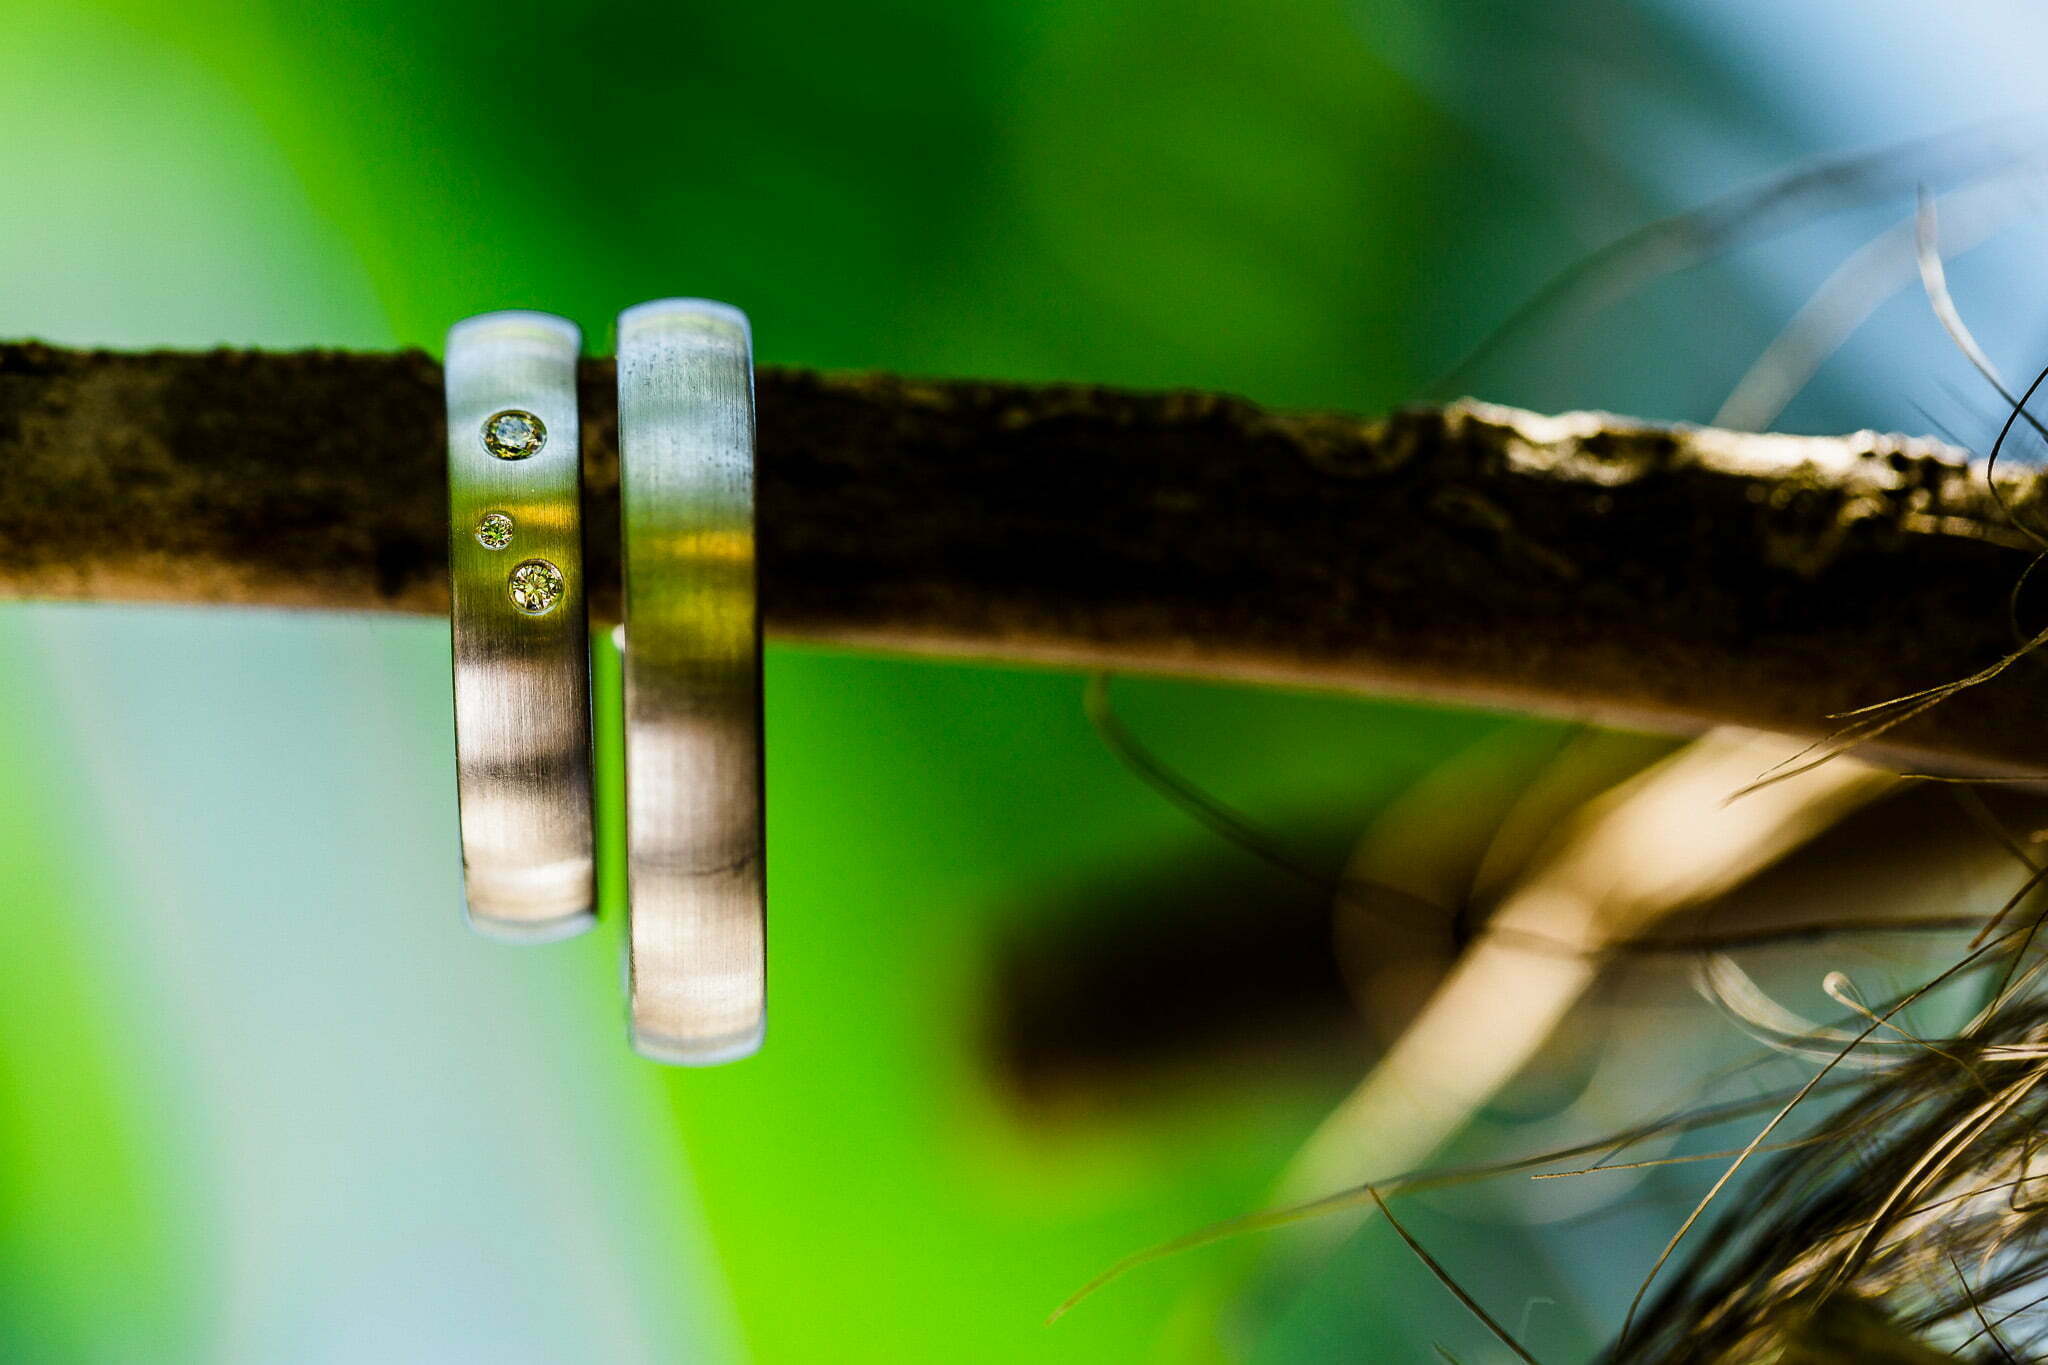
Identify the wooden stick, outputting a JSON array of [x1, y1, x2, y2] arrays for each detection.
[[3, 341, 2043, 773]]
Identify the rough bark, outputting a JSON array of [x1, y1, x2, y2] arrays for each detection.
[[3, 340, 2044, 774]]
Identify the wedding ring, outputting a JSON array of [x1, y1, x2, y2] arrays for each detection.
[[445, 311, 595, 942], [616, 298, 766, 1063]]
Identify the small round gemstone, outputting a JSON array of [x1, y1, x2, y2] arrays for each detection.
[[482, 409, 546, 460], [507, 558, 566, 615], [473, 512, 514, 551]]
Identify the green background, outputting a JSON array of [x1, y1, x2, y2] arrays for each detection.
[[1, 0, 2037, 1360]]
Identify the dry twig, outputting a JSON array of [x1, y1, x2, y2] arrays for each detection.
[[4, 342, 2045, 772]]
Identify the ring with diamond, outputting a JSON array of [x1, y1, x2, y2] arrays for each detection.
[[615, 298, 766, 1064], [444, 310, 596, 942]]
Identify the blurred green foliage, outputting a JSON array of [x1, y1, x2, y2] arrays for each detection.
[[0, 0, 1718, 1360]]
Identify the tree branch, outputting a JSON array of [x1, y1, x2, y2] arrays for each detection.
[[3, 340, 2044, 773]]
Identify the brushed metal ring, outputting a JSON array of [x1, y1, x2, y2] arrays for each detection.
[[616, 298, 766, 1064], [445, 310, 596, 942]]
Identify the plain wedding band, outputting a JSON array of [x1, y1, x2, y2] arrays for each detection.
[[616, 298, 767, 1063]]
